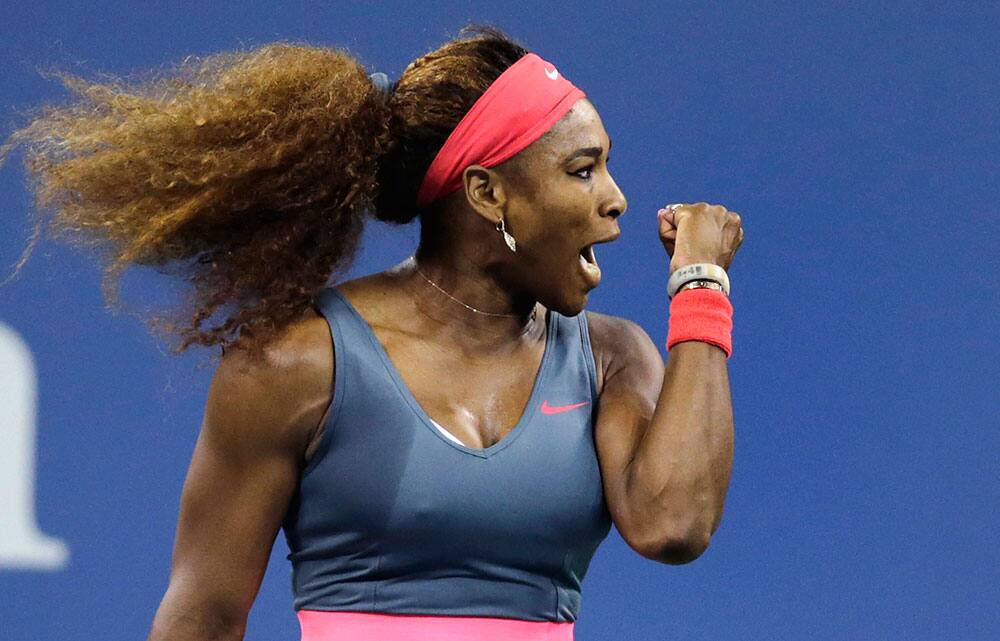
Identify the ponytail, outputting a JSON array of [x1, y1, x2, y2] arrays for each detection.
[[0, 43, 390, 355], [3, 25, 532, 357]]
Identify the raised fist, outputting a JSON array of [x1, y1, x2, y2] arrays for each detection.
[[657, 202, 744, 274]]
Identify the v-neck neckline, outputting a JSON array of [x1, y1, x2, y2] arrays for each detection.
[[332, 287, 556, 459]]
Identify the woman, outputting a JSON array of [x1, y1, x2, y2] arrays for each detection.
[[3, 25, 743, 641]]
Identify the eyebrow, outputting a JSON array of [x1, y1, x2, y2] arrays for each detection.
[[566, 138, 613, 162]]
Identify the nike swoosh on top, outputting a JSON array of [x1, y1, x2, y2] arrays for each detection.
[[540, 400, 589, 415], [545, 68, 559, 80]]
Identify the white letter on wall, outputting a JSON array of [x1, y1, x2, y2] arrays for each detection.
[[0, 321, 69, 570]]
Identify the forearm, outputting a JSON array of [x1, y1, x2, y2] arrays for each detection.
[[148, 612, 245, 641], [625, 339, 734, 554], [147, 586, 247, 641]]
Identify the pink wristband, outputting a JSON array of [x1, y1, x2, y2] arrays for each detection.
[[666, 287, 734, 358]]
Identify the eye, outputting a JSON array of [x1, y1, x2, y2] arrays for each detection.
[[571, 165, 594, 180]]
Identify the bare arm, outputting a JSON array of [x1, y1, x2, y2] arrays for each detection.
[[629, 339, 732, 562], [591, 312, 733, 565], [147, 313, 333, 641]]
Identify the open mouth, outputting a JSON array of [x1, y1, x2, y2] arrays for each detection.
[[578, 244, 602, 286], [577, 230, 620, 288]]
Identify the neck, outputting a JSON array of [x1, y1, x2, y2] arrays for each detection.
[[396, 248, 541, 350]]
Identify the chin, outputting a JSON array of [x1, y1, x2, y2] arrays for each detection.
[[546, 288, 589, 318]]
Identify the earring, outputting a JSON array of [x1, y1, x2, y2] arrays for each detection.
[[496, 217, 517, 252]]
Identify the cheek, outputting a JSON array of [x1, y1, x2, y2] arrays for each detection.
[[522, 221, 588, 296], [508, 177, 591, 264], [526, 219, 573, 260], [523, 191, 589, 242]]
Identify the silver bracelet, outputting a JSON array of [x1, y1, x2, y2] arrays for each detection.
[[673, 279, 727, 298], [667, 263, 731, 297]]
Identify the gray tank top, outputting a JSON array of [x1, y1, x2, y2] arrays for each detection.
[[281, 287, 612, 622]]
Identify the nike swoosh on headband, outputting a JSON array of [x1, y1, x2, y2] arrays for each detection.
[[540, 400, 589, 415], [416, 53, 584, 206]]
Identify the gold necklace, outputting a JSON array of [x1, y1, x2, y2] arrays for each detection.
[[413, 261, 537, 322]]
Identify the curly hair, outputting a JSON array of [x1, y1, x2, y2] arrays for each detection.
[[0, 24, 528, 355]]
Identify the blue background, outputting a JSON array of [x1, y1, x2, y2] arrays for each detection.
[[2, 2, 998, 640]]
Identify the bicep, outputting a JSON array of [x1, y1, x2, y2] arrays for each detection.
[[591, 316, 664, 553], [166, 412, 301, 619], [150, 316, 333, 639]]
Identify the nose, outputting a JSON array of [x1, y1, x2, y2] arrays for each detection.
[[600, 174, 628, 219]]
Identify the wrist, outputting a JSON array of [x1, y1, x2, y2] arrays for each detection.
[[666, 287, 734, 359], [675, 279, 727, 297], [666, 262, 731, 298], [671, 257, 719, 272]]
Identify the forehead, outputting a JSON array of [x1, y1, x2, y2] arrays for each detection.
[[523, 99, 610, 162]]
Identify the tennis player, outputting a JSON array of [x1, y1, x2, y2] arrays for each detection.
[[3, 25, 743, 641]]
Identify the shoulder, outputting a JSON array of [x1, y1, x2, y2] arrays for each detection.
[[206, 307, 333, 461], [219, 308, 332, 393], [583, 310, 663, 395]]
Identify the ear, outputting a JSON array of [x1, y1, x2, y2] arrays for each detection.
[[461, 165, 509, 225]]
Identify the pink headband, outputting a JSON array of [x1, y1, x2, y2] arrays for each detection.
[[415, 52, 587, 206]]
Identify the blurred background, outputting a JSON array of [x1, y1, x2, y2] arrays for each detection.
[[2, 2, 998, 640]]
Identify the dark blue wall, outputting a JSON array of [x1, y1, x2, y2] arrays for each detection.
[[2, 3, 998, 640]]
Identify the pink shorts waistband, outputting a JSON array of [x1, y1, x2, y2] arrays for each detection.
[[297, 609, 575, 641]]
